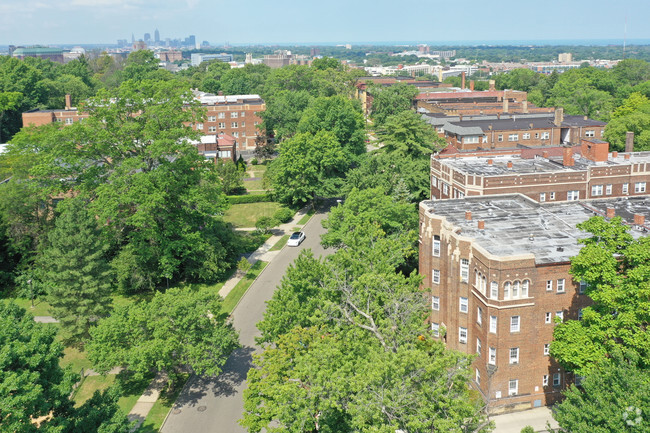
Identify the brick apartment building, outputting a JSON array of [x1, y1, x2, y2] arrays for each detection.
[[355, 77, 452, 117], [419, 194, 650, 413], [192, 133, 237, 162], [431, 138, 650, 202], [22, 92, 266, 152]]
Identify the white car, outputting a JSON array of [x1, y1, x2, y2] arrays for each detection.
[[287, 231, 306, 247]]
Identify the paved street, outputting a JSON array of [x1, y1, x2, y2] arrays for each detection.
[[161, 208, 332, 433]]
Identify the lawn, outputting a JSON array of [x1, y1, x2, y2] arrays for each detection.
[[222, 261, 268, 313], [269, 234, 289, 251], [297, 208, 316, 225], [72, 371, 152, 413], [137, 374, 189, 433], [1, 297, 52, 316], [243, 178, 266, 192], [246, 164, 267, 178], [61, 346, 94, 373], [224, 202, 283, 228], [72, 375, 116, 407]]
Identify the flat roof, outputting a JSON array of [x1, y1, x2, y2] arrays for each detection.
[[445, 115, 606, 135], [421, 194, 650, 264], [437, 152, 650, 176]]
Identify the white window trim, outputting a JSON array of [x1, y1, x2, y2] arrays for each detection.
[[459, 296, 468, 313], [557, 279, 565, 293], [510, 316, 520, 333], [459, 327, 467, 344], [509, 379, 518, 396], [489, 315, 497, 334], [509, 347, 519, 364], [432, 296, 440, 311]]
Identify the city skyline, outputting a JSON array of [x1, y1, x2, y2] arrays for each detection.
[[1, 0, 649, 46]]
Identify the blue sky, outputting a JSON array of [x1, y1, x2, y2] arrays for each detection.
[[1, 0, 649, 46]]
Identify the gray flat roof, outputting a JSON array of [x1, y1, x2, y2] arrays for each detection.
[[421, 194, 650, 264], [444, 115, 606, 135]]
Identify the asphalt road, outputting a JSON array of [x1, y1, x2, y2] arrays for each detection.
[[161, 208, 333, 433]]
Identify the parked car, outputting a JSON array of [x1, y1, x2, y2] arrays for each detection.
[[287, 231, 306, 247]]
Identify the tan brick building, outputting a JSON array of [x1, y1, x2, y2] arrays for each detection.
[[431, 139, 650, 202], [419, 194, 650, 413]]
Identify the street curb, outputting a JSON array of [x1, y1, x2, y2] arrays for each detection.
[[159, 376, 193, 433], [228, 259, 269, 315]]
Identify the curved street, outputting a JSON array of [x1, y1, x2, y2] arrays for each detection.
[[161, 207, 333, 433]]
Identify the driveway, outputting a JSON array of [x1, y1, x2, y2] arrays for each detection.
[[161, 207, 333, 433]]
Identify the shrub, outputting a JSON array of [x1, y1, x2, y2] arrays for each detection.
[[255, 216, 277, 234], [226, 194, 273, 205], [237, 257, 252, 275], [520, 427, 535, 433], [273, 207, 294, 224], [251, 158, 259, 165]]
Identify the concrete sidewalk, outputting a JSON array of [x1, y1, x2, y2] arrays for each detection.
[[218, 206, 313, 299], [127, 372, 168, 431], [491, 407, 559, 432]]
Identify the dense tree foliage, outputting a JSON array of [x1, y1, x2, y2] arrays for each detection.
[[369, 82, 418, 126], [551, 217, 650, 376], [87, 287, 239, 385]]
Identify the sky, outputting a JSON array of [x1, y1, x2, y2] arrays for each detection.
[[1, 0, 650, 46]]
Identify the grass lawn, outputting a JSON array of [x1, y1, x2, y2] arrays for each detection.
[[137, 374, 189, 433], [1, 297, 52, 316], [246, 164, 267, 178], [297, 208, 316, 225], [72, 375, 116, 407], [243, 178, 265, 192], [222, 261, 268, 314], [61, 346, 94, 373], [269, 235, 289, 251], [224, 202, 283, 228]]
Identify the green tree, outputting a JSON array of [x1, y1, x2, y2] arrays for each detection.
[[369, 82, 418, 126], [297, 95, 366, 157], [215, 159, 244, 194], [87, 287, 239, 385], [378, 109, 443, 157], [258, 90, 313, 141], [550, 217, 650, 376], [221, 64, 269, 95], [122, 50, 161, 82], [494, 68, 541, 92], [269, 131, 348, 206], [553, 357, 650, 433], [36, 197, 112, 347], [604, 92, 650, 151], [0, 91, 22, 142]]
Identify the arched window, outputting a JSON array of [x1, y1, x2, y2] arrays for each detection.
[[522, 280, 530, 298], [504, 282, 511, 300], [490, 281, 498, 299], [513, 281, 520, 298], [475, 269, 479, 287], [482, 276, 487, 294]]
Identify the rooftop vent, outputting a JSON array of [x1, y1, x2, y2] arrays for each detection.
[[557, 246, 564, 252], [529, 233, 535, 241]]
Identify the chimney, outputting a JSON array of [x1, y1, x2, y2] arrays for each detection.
[[542, 151, 549, 159], [529, 123, 534, 129], [522, 100, 529, 114], [487, 159, 493, 165], [478, 220, 485, 230], [65, 94, 72, 110], [612, 151, 618, 158], [625, 154, 631, 160], [488, 124, 493, 130], [469, 80, 475, 91], [218, 90, 224, 96], [465, 211, 472, 221], [563, 146, 574, 167], [503, 95, 509, 113], [554, 108, 564, 127], [634, 214, 645, 226], [461, 71, 466, 89], [507, 161, 513, 169], [459, 114, 463, 121], [625, 131, 634, 153], [606, 207, 615, 219], [489, 80, 496, 91]]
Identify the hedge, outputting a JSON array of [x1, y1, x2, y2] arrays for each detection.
[[226, 194, 274, 205]]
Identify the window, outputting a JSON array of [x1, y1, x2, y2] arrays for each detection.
[[432, 236, 440, 257], [522, 280, 529, 297], [557, 279, 565, 293], [504, 282, 511, 299], [442, 183, 449, 195], [579, 280, 588, 294], [207, 116, 217, 122], [544, 343, 550, 356], [541, 132, 550, 139], [242, 131, 246, 137], [208, 126, 217, 132], [217, 150, 231, 158], [606, 184, 612, 195], [623, 183, 629, 194], [509, 347, 519, 364], [546, 280, 553, 291], [535, 132, 540, 139], [510, 316, 520, 333], [539, 192, 546, 202], [512, 281, 520, 298], [65, 118, 73, 125], [635, 182, 646, 193], [233, 132, 239, 138], [476, 368, 481, 384], [556, 311, 564, 322], [489, 347, 497, 365], [545, 312, 552, 324], [218, 112, 225, 119], [231, 122, 238, 128], [522, 133, 530, 140], [477, 307, 483, 325], [508, 134, 519, 142], [464, 136, 479, 144], [550, 192, 555, 200], [459, 297, 468, 313], [591, 185, 603, 196], [490, 282, 498, 299], [218, 122, 226, 128], [231, 112, 238, 118], [241, 121, 245, 127], [585, 130, 595, 137], [490, 315, 497, 333], [459, 327, 467, 344], [553, 373, 561, 387], [578, 308, 583, 320], [240, 111, 246, 117], [254, 121, 259, 125], [431, 322, 440, 337], [196, 123, 204, 130], [476, 338, 482, 355], [460, 259, 469, 282], [509, 379, 518, 396], [474, 270, 479, 287], [432, 270, 440, 285], [567, 190, 580, 201], [543, 375, 549, 386], [432, 176, 438, 188], [497, 134, 503, 142], [432, 296, 440, 311]]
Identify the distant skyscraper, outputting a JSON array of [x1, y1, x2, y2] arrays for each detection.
[[144, 33, 151, 43], [188, 35, 196, 47], [155, 29, 160, 43], [131, 33, 135, 43]]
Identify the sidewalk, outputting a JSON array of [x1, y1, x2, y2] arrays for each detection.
[[491, 407, 559, 433], [127, 371, 168, 431], [218, 206, 312, 298]]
